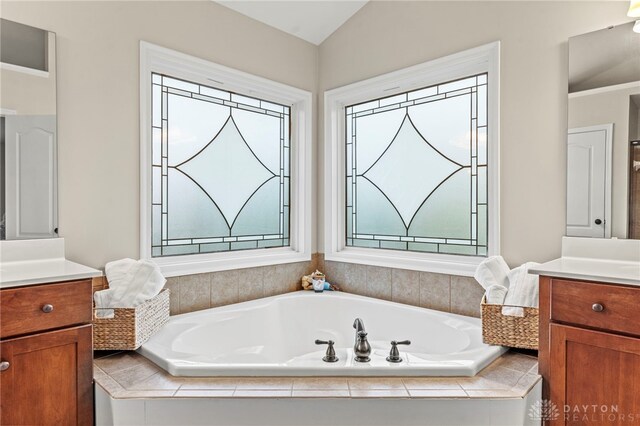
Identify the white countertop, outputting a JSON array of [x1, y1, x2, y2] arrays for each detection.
[[0, 258, 102, 289], [530, 257, 640, 287], [0, 238, 102, 289]]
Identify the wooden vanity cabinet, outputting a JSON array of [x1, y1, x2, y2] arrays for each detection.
[[0, 279, 94, 426], [539, 276, 640, 425]]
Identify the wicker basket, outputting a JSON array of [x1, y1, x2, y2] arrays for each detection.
[[481, 295, 539, 350], [93, 289, 170, 350]]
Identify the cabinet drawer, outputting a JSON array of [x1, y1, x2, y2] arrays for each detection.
[[551, 279, 640, 336], [0, 280, 92, 339]]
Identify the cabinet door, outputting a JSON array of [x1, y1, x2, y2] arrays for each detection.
[[0, 325, 93, 426], [550, 324, 640, 425]]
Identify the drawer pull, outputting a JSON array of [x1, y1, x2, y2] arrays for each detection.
[[41, 304, 54, 313], [0, 361, 9, 371], [592, 303, 605, 312]]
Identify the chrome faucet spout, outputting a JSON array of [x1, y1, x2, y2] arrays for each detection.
[[353, 318, 366, 334]]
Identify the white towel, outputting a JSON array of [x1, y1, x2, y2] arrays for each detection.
[[94, 258, 166, 318], [501, 262, 540, 316], [485, 284, 508, 304], [474, 256, 510, 290]]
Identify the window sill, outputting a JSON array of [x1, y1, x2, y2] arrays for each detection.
[[153, 247, 311, 278], [324, 247, 483, 277]]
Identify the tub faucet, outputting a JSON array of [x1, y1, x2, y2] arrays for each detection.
[[353, 318, 371, 362], [353, 318, 366, 336]]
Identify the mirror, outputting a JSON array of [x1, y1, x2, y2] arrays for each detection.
[[567, 21, 640, 239], [0, 19, 57, 240]]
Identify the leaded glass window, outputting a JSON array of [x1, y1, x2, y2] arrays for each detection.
[[345, 74, 488, 256], [151, 73, 290, 257]]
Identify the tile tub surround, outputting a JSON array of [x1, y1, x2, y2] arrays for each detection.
[[161, 254, 484, 317], [323, 260, 485, 318], [94, 351, 539, 400], [162, 254, 324, 315]]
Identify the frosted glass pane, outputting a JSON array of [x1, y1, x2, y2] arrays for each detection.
[[152, 166, 161, 204], [408, 168, 470, 239], [407, 86, 437, 101], [260, 100, 284, 114], [152, 205, 161, 245], [353, 100, 378, 113], [201, 242, 230, 253], [346, 206, 353, 237], [163, 76, 199, 93], [284, 177, 290, 206], [355, 177, 405, 236], [231, 241, 257, 250], [365, 117, 460, 225], [439, 76, 477, 93], [200, 86, 230, 101], [283, 206, 289, 238], [407, 242, 438, 253], [353, 239, 379, 248], [354, 108, 405, 174], [232, 93, 260, 107], [233, 109, 281, 174], [478, 166, 487, 204], [477, 127, 487, 165], [380, 241, 407, 250], [284, 118, 289, 148], [178, 119, 274, 226], [478, 205, 487, 245], [152, 85, 161, 127], [408, 94, 471, 166], [167, 94, 229, 166], [440, 245, 476, 255], [167, 168, 228, 239], [477, 85, 487, 126], [232, 177, 280, 236], [379, 93, 407, 107], [153, 128, 162, 165], [162, 245, 199, 256]]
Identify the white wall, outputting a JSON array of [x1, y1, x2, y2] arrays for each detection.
[[569, 84, 640, 238], [1, 1, 318, 268], [317, 1, 630, 266]]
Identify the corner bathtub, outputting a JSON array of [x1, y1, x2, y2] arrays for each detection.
[[138, 291, 506, 377]]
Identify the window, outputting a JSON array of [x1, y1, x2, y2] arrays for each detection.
[[150, 73, 291, 256], [324, 42, 499, 275], [346, 74, 488, 256], [140, 42, 312, 276]]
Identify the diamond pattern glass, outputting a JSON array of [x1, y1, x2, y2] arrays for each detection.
[[151, 73, 290, 257], [346, 74, 488, 256]]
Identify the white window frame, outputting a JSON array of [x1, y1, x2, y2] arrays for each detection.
[[140, 41, 312, 277], [323, 42, 500, 276]]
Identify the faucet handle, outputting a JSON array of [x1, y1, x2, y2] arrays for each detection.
[[315, 339, 339, 363], [386, 340, 411, 363]]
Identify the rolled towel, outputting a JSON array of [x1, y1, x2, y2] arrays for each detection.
[[474, 256, 510, 290], [501, 262, 540, 316], [485, 284, 508, 304], [95, 259, 166, 318]]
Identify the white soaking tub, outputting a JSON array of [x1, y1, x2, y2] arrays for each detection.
[[138, 291, 506, 377]]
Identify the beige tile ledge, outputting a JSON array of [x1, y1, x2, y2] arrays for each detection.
[[93, 351, 540, 400]]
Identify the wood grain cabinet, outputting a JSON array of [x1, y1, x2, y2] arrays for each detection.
[[0, 279, 93, 425], [539, 276, 640, 425]]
